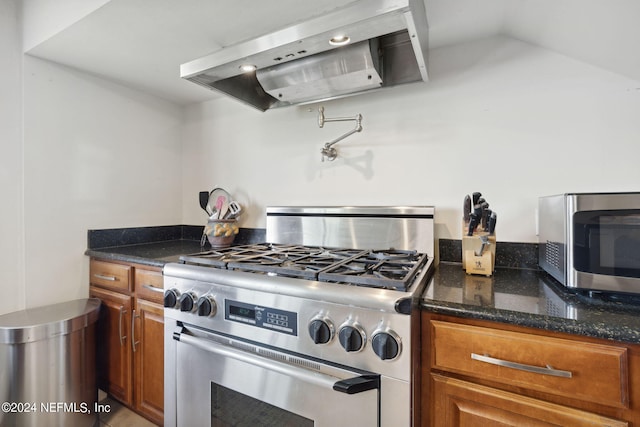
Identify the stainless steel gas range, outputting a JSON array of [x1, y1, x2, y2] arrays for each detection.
[[164, 207, 434, 427]]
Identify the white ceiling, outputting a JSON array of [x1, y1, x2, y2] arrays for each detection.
[[25, 0, 640, 106]]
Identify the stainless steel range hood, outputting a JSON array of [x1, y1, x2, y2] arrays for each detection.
[[180, 0, 429, 111]]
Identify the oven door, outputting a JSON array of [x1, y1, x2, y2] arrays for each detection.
[[171, 325, 379, 427]]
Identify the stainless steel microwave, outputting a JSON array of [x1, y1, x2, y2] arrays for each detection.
[[538, 192, 640, 294]]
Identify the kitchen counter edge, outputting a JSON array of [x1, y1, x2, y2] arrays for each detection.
[[421, 263, 640, 345]]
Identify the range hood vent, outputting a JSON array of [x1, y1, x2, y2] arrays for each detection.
[[181, 0, 429, 112], [255, 40, 383, 105]]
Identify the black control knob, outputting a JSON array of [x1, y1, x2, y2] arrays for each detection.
[[163, 289, 180, 308], [338, 325, 365, 352], [371, 331, 401, 360], [308, 318, 333, 344], [196, 296, 217, 317], [178, 292, 197, 312]]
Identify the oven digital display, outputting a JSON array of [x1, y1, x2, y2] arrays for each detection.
[[229, 305, 256, 320], [225, 299, 298, 336]]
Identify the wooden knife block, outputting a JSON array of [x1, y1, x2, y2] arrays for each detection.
[[462, 223, 496, 276]]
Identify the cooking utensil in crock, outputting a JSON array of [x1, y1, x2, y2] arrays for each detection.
[[199, 191, 212, 216], [215, 196, 226, 219], [224, 201, 242, 219], [208, 188, 232, 219]]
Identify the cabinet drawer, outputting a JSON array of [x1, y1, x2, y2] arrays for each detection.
[[90, 259, 132, 291], [135, 268, 164, 304], [431, 320, 629, 408]]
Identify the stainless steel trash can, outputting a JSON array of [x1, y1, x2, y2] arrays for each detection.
[[0, 298, 101, 427]]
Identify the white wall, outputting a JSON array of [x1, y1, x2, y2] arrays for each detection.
[[22, 56, 183, 310], [21, 0, 110, 52], [504, 0, 640, 83], [0, 0, 25, 315], [182, 36, 640, 243]]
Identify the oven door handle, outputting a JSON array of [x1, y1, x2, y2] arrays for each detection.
[[332, 374, 380, 394], [174, 331, 380, 395]]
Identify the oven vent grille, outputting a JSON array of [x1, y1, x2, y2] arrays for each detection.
[[258, 348, 322, 372], [196, 332, 323, 371], [234, 341, 257, 354], [288, 356, 321, 371], [258, 348, 288, 364], [219, 334, 323, 372]]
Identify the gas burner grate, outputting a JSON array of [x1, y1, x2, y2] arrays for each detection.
[[179, 243, 275, 267], [318, 249, 428, 291], [227, 246, 364, 279], [178, 244, 428, 290]]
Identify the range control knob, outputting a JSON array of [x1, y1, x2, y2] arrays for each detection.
[[338, 323, 366, 352], [163, 288, 180, 309], [178, 292, 197, 313], [308, 317, 334, 345], [371, 330, 401, 361], [196, 295, 217, 317]]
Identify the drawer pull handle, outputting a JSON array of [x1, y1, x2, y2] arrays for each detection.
[[94, 273, 117, 281], [142, 284, 164, 293], [471, 353, 572, 378]]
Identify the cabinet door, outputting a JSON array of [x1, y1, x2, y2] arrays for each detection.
[[90, 286, 133, 405], [431, 374, 627, 427], [133, 298, 164, 425]]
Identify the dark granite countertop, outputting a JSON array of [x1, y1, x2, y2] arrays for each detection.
[[85, 225, 266, 268], [422, 262, 640, 344], [85, 239, 208, 268]]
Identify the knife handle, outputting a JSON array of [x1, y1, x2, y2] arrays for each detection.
[[482, 209, 492, 231], [468, 213, 479, 236], [463, 195, 471, 223], [488, 212, 497, 235]]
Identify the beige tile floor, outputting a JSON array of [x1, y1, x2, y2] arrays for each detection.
[[98, 390, 157, 427]]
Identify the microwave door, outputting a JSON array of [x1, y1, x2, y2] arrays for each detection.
[[571, 210, 640, 292]]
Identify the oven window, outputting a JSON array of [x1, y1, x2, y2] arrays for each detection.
[[573, 210, 640, 277], [211, 383, 314, 427]]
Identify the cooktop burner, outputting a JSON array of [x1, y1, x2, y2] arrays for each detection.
[[179, 243, 429, 290]]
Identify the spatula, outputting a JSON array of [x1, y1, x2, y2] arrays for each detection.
[[199, 191, 211, 216]]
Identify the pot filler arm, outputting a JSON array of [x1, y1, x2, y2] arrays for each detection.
[[318, 106, 363, 162]]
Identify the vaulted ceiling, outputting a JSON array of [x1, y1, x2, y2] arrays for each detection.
[[24, 0, 640, 105]]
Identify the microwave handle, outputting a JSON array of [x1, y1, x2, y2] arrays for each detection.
[[174, 330, 379, 395]]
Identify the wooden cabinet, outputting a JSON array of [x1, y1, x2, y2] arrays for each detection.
[[431, 374, 627, 427], [89, 286, 132, 405], [90, 258, 164, 425], [133, 298, 164, 424], [90, 259, 132, 291], [422, 313, 640, 427]]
